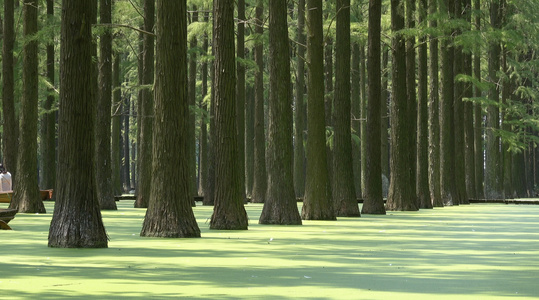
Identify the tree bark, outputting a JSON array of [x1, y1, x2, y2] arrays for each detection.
[[351, 42, 362, 199], [111, 53, 122, 195], [259, 0, 302, 225], [188, 7, 198, 204], [302, 0, 335, 220], [140, 0, 200, 238], [473, 0, 484, 199], [49, 0, 108, 248], [135, 0, 155, 208], [198, 12, 210, 197], [210, 0, 248, 230], [294, 0, 306, 199], [406, 0, 418, 207], [236, 0, 246, 200]]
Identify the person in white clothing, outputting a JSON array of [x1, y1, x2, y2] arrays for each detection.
[[0, 164, 12, 192]]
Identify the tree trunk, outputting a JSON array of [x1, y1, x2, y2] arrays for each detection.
[[95, 0, 116, 210], [417, 0, 431, 209], [453, 0, 466, 205], [39, 0, 56, 192], [140, 0, 200, 238], [236, 0, 246, 200], [363, 0, 386, 214], [10, 0, 45, 213], [485, 0, 503, 200], [188, 7, 198, 204], [111, 53, 122, 195], [386, 0, 418, 211], [259, 0, 302, 225], [251, 1, 267, 204], [198, 12, 210, 197], [359, 44, 367, 198], [2, 0, 19, 178], [381, 48, 390, 185], [135, 0, 155, 208], [210, 0, 249, 230], [49, 0, 108, 248], [332, 0, 360, 217], [302, 0, 335, 220], [294, 0, 306, 198], [473, 0, 484, 199], [351, 42, 362, 199], [406, 0, 418, 207]]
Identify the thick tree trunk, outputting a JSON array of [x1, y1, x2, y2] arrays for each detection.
[[259, 0, 302, 225], [362, 0, 385, 214], [251, 1, 266, 204], [236, 0, 246, 200], [49, 0, 108, 248], [140, 0, 200, 238], [95, 0, 116, 210], [294, 0, 306, 198], [135, 0, 155, 208], [332, 0, 360, 217], [302, 0, 335, 220], [210, 0, 248, 230], [386, 0, 418, 211], [11, 0, 45, 214]]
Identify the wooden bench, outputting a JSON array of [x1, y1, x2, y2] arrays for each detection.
[[0, 208, 18, 230], [0, 190, 53, 203]]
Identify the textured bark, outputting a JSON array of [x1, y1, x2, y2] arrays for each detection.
[[10, 0, 45, 214], [251, 1, 266, 204], [135, 0, 155, 208], [332, 0, 360, 217], [351, 42, 362, 199], [111, 53, 122, 195], [2, 0, 19, 178], [198, 12, 210, 197], [359, 44, 367, 197], [473, 0, 484, 199], [453, 0, 466, 205], [362, 0, 385, 214], [428, 0, 443, 207], [381, 49, 390, 181], [485, 0, 503, 200], [188, 7, 198, 204], [302, 0, 335, 220], [406, 0, 418, 207], [440, 0, 457, 206], [48, 0, 108, 248], [39, 0, 56, 191], [236, 0, 246, 200], [386, 0, 418, 211], [259, 0, 302, 225], [417, 0, 431, 209], [210, 0, 248, 230], [294, 0, 306, 198], [95, 0, 116, 210], [140, 0, 200, 238]]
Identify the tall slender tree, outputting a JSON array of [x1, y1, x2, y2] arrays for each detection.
[[351, 42, 362, 199], [302, 0, 335, 220], [111, 53, 122, 195], [259, 0, 302, 225], [453, 0, 466, 205], [362, 0, 385, 214], [332, 0, 360, 217], [95, 0, 117, 210], [49, 0, 108, 248], [251, 0, 266, 204], [237, 0, 246, 200], [210, 0, 248, 229], [2, 0, 19, 177], [134, 0, 155, 208], [11, 0, 45, 214], [140, 0, 200, 238], [473, 0, 484, 199], [294, 0, 307, 199], [40, 0, 56, 191], [188, 6, 198, 204], [198, 12, 210, 197], [386, 0, 418, 211]]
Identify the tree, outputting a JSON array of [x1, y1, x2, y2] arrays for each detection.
[[134, 0, 155, 208], [417, 0, 432, 209], [111, 53, 122, 195], [2, 0, 19, 178], [236, 0, 246, 200], [302, 0, 335, 220], [39, 0, 56, 192], [485, 0, 503, 199], [48, 0, 108, 248], [188, 6, 198, 204], [140, 0, 200, 238], [198, 12, 210, 197], [251, 0, 266, 204], [95, 0, 117, 210], [259, 0, 302, 225], [386, 0, 418, 211], [210, 0, 248, 230], [473, 0, 484, 199], [362, 0, 385, 214], [294, 0, 307, 199], [10, 0, 45, 213]]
